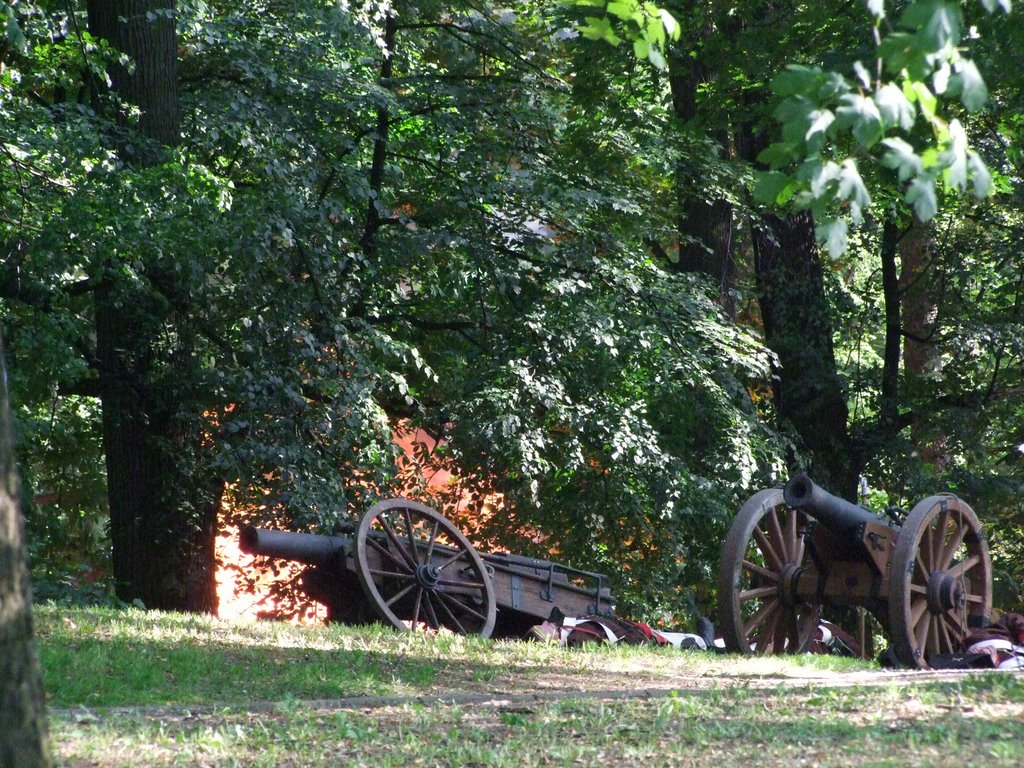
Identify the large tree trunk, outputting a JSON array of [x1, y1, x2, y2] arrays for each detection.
[[753, 212, 857, 495], [667, 2, 736, 316], [88, 1, 219, 612], [0, 331, 52, 768]]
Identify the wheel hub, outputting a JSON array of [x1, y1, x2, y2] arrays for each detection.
[[415, 563, 442, 590], [778, 564, 804, 607], [926, 571, 965, 614]]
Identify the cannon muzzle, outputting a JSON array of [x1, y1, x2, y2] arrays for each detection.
[[239, 526, 349, 568], [783, 474, 886, 538]]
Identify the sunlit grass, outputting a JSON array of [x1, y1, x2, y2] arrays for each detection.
[[37, 606, 1024, 767], [37, 604, 879, 710]]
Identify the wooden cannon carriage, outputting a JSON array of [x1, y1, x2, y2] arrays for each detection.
[[239, 498, 611, 638], [717, 474, 992, 668]]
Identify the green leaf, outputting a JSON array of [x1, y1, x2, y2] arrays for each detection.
[[906, 177, 938, 221], [658, 9, 679, 39], [911, 81, 938, 121], [771, 65, 823, 98], [752, 171, 796, 206], [580, 16, 623, 46], [815, 218, 849, 258], [875, 84, 916, 131], [607, 1, 641, 22], [881, 137, 924, 182], [903, 1, 961, 51], [835, 94, 882, 148], [967, 151, 992, 198], [941, 118, 968, 191], [647, 45, 667, 70], [805, 109, 835, 151], [756, 142, 799, 169], [952, 59, 989, 111], [633, 38, 650, 60], [835, 160, 870, 222], [4, 4, 27, 54]]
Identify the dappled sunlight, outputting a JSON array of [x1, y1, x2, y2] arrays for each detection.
[[214, 421, 508, 625]]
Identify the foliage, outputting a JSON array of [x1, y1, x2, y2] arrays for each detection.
[[4, 0, 1024, 624], [755, 0, 1010, 255]]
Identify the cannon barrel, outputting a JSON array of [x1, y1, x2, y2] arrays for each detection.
[[783, 474, 887, 538], [239, 526, 349, 568]]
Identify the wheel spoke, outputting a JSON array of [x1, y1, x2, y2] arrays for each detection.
[[434, 592, 468, 634], [422, 593, 441, 629], [424, 520, 441, 561], [744, 597, 779, 640], [929, 615, 941, 655], [796, 608, 819, 651], [774, 609, 794, 652], [792, 512, 806, 565], [739, 585, 778, 603], [786, 508, 798, 561], [753, 603, 781, 652], [932, 504, 951, 570], [437, 548, 470, 570], [947, 554, 981, 578], [909, 597, 928, 631], [437, 590, 488, 623], [742, 560, 779, 582], [945, 610, 966, 637], [914, 610, 930, 654], [379, 516, 418, 571], [938, 519, 968, 572], [369, 568, 415, 580], [767, 507, 787, 562], [783, 611, 799, 652], [909, 583, 927, 595], [937, 615, 953, 653], [914, 549, 930, 582], [403, 508, 421, 565], [438, 577, 486, 589], [753, 526, 783, 572], [384, 581, 417, 608], [411, 586, 423, 628], [366, 534, 413, 573], [964, 591, 985, 604]]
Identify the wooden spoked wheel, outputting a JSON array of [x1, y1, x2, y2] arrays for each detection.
[[355, 499, 496, 638], [889, 494, 992, 669], [718, 489, 820, 654]]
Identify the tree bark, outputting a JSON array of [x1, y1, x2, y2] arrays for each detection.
[[87, 1, 179, 148], [667, 1, 736, 316], [0, 330, 53, 768], [899, 215, 949, 468], [88, 1, 219, 612], [753, 212, 857, 496]]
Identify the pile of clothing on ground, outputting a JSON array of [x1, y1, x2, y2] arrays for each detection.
[[528, 608, 1024, 670], [931, 611, 1024, 670], [525, 609, 855, 655]]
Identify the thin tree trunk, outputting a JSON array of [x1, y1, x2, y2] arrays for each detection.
[[361, 11, 397, 257], [880, 216, 902, 429], [0, 330, 52, 768], [899, 216, 949, 468]]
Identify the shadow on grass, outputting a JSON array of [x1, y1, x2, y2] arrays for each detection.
[[36, 603, 619, 709]]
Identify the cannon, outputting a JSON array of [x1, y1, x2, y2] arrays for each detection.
[[240, 498, 612, 638], [717, 475, 992, 668]]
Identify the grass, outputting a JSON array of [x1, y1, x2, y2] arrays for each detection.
[[37, 605, 1024, 767]]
